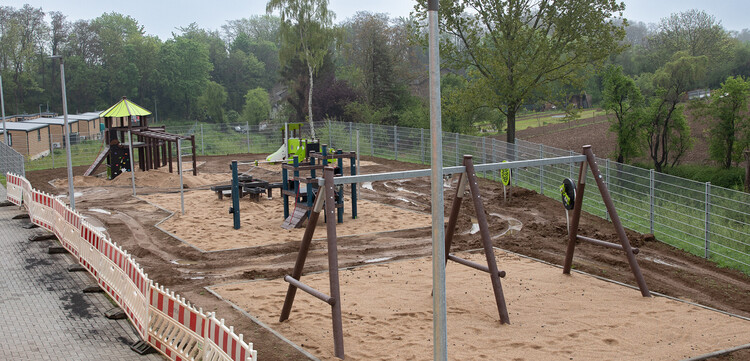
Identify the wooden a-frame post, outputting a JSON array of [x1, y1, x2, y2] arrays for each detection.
[[563, 145, 650, 297], [443, 155, 510, 324]]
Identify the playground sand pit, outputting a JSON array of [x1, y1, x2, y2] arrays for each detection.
[[213, 250, 750, 361], [50, 161, 230, 190], [140, 190, 432, 251]]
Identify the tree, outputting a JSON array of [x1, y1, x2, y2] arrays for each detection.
[[602, 65, 645, 163], [158, 36, 213, 119], [267, 0, 335, 138], [700, 76, 750, 168], [415, 0, 626, 144], [242, 87, 271, 125], [644, 53, 705, 172], [197, 81, 228, 123]]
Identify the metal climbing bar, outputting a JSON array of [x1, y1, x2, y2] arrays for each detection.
[[320, 155, 587, 186]]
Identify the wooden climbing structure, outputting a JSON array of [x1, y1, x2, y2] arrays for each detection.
[[84, 97, 197, 179]]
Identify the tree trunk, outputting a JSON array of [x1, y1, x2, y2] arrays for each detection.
[[506, 107, 517, 144], [307, 63, 316, 139]]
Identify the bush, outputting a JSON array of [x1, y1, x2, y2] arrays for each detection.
[[650, 164, 746, 190]]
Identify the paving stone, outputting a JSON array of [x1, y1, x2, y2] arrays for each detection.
[[0, 185, 165, 361]]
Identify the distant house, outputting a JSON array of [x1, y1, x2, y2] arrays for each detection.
[[25, 116, 82, 146], [0, 121, 51, 159], [687, 89, 711, 101], [65, 112, 103, 139]]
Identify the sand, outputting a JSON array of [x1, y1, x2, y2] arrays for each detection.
[[51, 161, 231, 190], [213, 250, 750, 361], [141, 190, 432, 252]]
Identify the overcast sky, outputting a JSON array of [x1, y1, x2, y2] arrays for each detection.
[[4, 0, 749, 40]]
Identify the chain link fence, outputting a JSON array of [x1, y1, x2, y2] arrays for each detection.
[[0, 139, 25, 177], [21, 120, 750, 274]]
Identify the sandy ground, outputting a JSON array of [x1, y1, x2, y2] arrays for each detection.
[[50, 161, 230, 190], [140, 191, 432, 252], [214, 250, 750, 361], [24, 154, 750, 361]]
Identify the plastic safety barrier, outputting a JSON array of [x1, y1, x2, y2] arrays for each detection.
[[5, 172, 257, 361]]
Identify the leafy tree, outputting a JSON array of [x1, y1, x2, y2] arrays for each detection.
[[415, 0, 626, 144], [697, 76, 750, 168], [644, 53, 705, 172], [197, 81, 228, 123], [242, 87, 271, 125], [222, 15, 281, 46], [158, 36, 213, 119], [267, 0, 335, 138], [602, 65, 645, 163]]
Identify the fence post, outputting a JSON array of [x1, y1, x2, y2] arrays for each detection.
[[455, 133, 459, 166], [569, 150, 574, 180], [420, 128, 425, 164], [246, 122, 251, 153], [705, 182, 711, 259], [370, 123, 374, 157], [482, 137, 487, 178], [394, 125, 398, 160], [201, 124, 204, 155], [539, 144, 544, 195], [604, 158, 610, 221], [349, 122, 353, 151], [650, 169, 655, 233]]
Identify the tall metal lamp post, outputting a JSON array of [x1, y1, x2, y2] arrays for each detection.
[[1, 75, 7, 144], [50, 55, 76, 210]]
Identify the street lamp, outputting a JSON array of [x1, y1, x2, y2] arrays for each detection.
[[1, 75, 6, 144], [50, 55, 76, 210]]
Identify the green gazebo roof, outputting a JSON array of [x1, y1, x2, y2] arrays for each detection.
[[100, 97, 152, 118]]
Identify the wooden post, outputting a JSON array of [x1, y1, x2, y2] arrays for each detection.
[[322, 166, 345, 358], [167, 140, 173, 173], [191, 134, 197, 176]]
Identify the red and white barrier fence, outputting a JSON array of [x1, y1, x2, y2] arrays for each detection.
[[5, 173, 258, 361]]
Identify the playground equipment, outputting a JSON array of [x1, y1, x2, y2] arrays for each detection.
[[280, 145, 358, 229], [277, 146, 649, 359], [266, 123, 320, 163], [222, 160, 283, 229], [85, 97, 197, 179]]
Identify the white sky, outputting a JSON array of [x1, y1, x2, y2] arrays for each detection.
[[4, 0, 749, 40]]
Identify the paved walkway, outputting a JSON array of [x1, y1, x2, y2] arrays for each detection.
[[0, 185, 164, 361]]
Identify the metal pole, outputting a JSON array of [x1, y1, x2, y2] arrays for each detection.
[[605, 158, 610, 221], [650, 169, 655, 233], [178, 139, 185, 215], [394, 125, 398, 160], [128, 130, 136, 196], [539, 144, 544, 195], [455, 133, 459, 166], [201, 124, 204, 155], [705, 182, 711, 259], [421, 128, 425, 164], [246, 121, 251, 153], [428, 0, 448, 359], [349, 122, 353, 151], [356, 130, 360, 192], [370, 123, 374, 157], [0, 75, 6, 144], [54, 56, 76, 210]]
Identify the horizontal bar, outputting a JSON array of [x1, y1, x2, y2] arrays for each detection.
[[284, 275, 335, 306], [576, 235, 639, 255], [447, 254, 506, 278], [282, 164, 325, 171], [321, 155, 586, 185]]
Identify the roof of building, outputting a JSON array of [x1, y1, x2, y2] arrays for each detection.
[[25, 117, 80, 126], [0, 121, 49, 132]]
